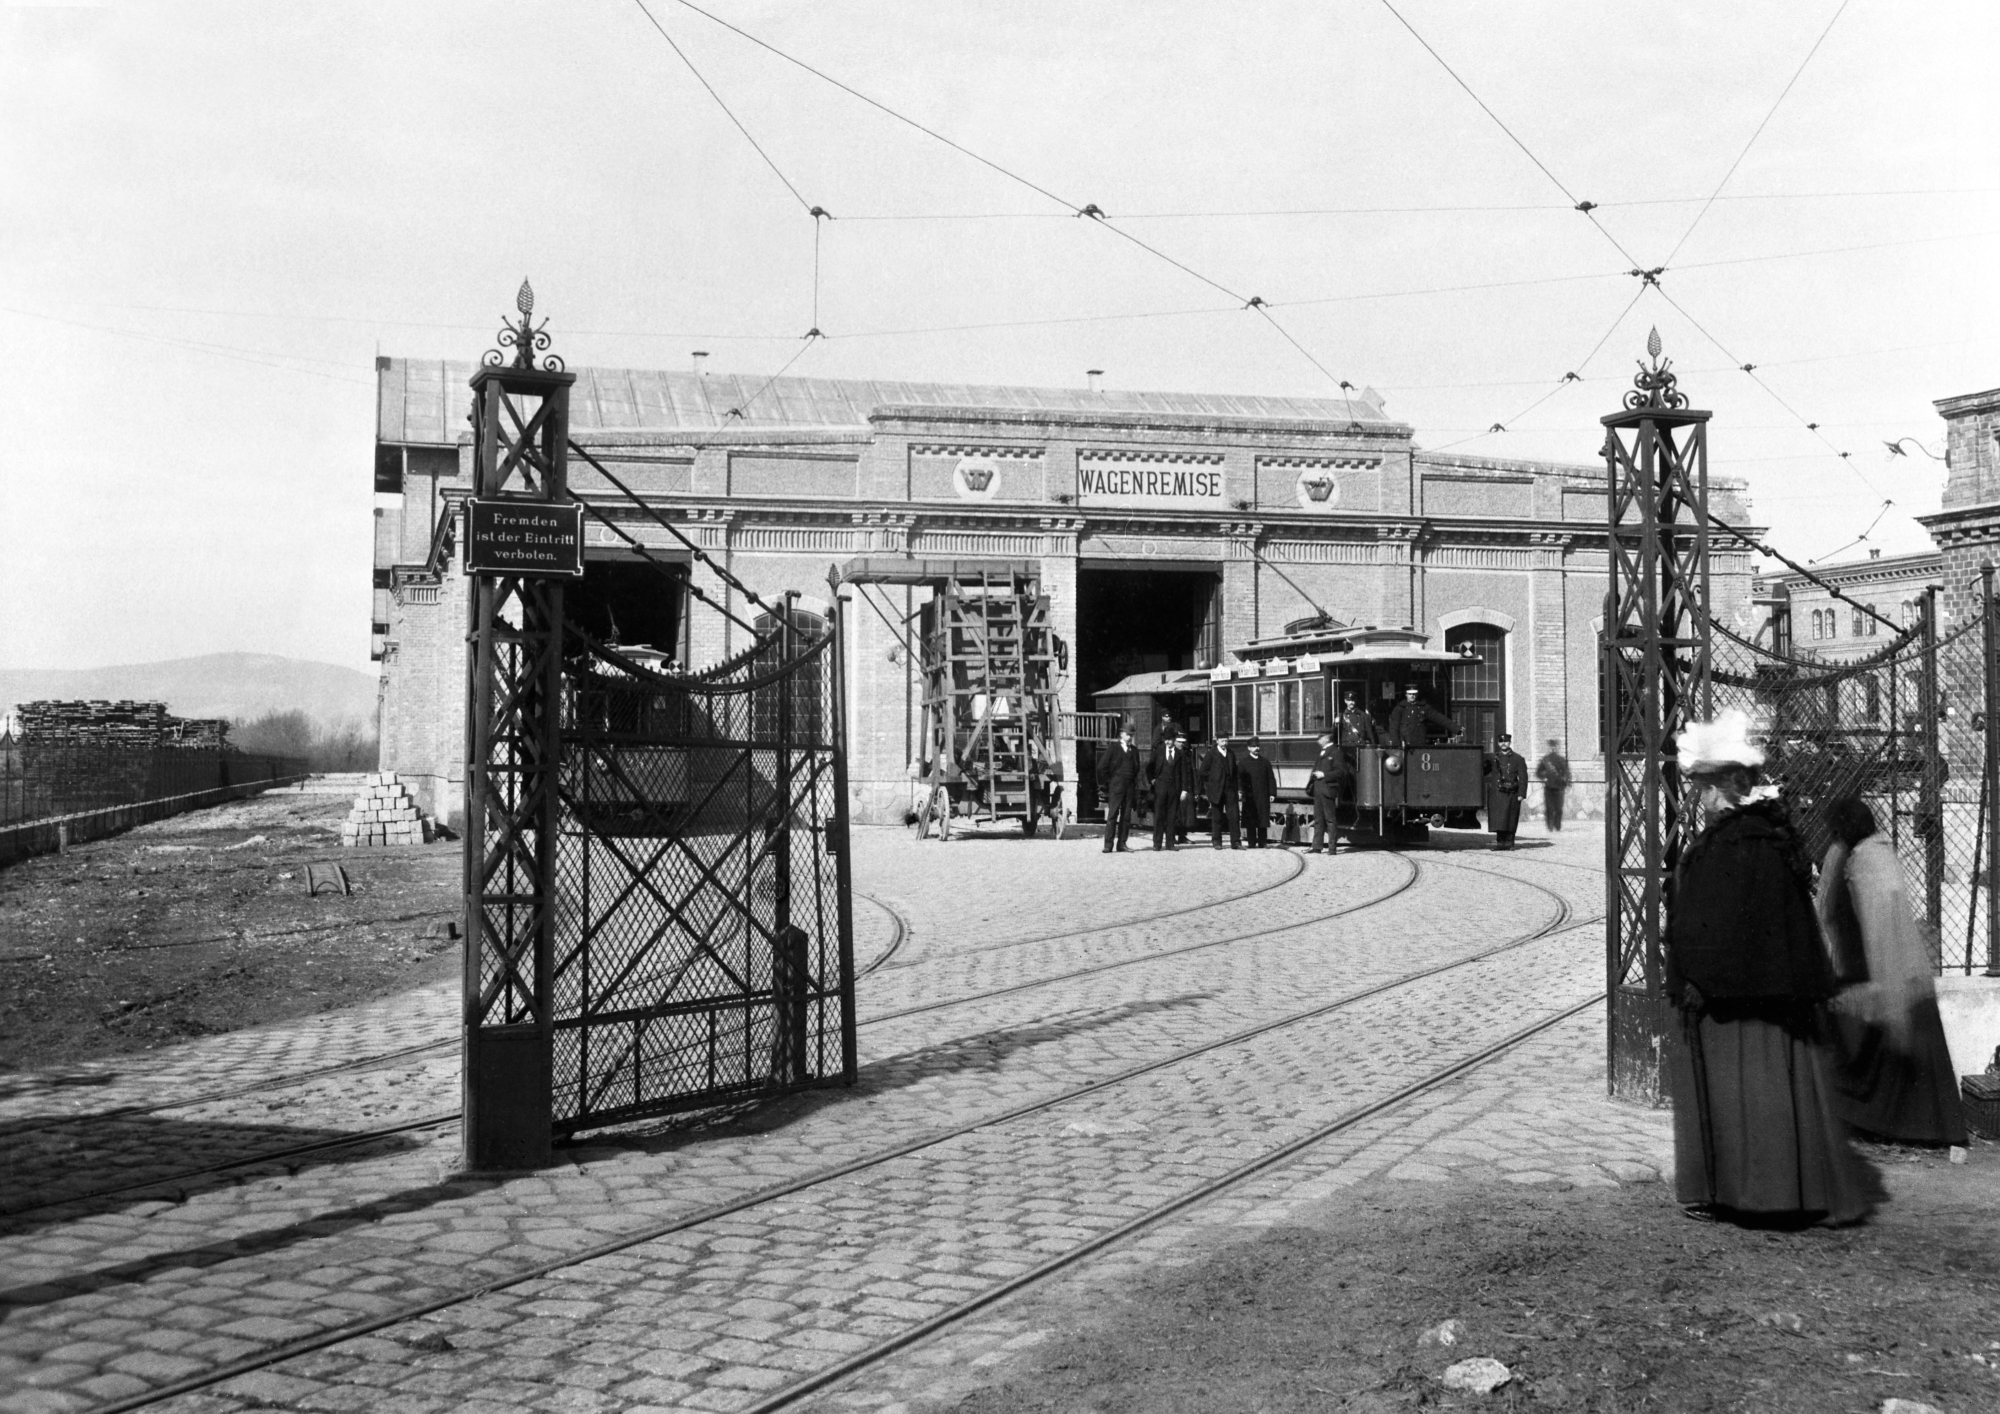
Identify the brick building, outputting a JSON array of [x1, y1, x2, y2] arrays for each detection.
[[1754, 549, 1944, 660], [370, 359, 1757, 828]]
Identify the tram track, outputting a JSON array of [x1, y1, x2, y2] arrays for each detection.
[[0, 855, 1536, 1220], [73, 888, 1606, 1414], [875, 847, 1309, 969], [1, 861, 1419, 1220], [0, 889, 913, 1148]]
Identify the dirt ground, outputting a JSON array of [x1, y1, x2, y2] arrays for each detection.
[[948, 1142, 2000, 1414], [0, 792, 459, 1071]]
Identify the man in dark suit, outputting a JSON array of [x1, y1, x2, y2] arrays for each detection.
[[1095, 726, 1146, 854], [1199, 735, 1240, 849], [1308, 730, 1350, 854], [1239, 738, 1278, 848], [1150, 724, 1192, 843], [1485, 732, 1530, 849], [1150, 733, 1192, 851], [1385, 685, 1458, 749]]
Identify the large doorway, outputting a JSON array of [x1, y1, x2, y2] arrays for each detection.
[[1075, 564, 1223, 706], [568, 556, 687, 663]]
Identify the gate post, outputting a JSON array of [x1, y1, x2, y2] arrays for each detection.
[[462, 283, 576, 1170], [1602, 330, 1712, 1104], [1919, 586, 1945, 953], [1985, 563, 2000, 975]]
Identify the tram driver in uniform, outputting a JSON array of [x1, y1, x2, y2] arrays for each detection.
[[1385, 684, 1459, 748]]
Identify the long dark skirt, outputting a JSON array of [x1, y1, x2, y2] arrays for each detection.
[[1827, 995, 1969, 1147], [1667, 1009, 1871, 1224]]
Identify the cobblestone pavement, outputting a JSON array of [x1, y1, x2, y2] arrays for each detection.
[[0, 822, 1624, 1414]]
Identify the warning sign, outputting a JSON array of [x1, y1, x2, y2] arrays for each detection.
[[464, 499, 585, 577]]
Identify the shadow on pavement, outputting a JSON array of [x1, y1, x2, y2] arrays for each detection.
[[0, 1113, 437, 1236]]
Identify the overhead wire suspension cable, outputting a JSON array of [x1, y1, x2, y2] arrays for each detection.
[[1659, 0, 1855, 268]]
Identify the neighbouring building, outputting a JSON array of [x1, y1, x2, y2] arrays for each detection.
[[369, 358, 1759, 829], [1754, 548, 1944, 660]]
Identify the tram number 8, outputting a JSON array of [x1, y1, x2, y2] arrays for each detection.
[[1415, 752, 1438, 772]]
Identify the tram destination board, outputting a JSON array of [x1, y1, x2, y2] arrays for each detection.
[[464, 498, 585, 577]]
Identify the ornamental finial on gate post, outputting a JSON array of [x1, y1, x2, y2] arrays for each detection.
[[1624, 326, 1687, 411], [484, 278, 565, 372]]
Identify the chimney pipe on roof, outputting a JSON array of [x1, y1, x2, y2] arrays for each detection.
[[692, 351, 709, 376], [1086, 369, 1103, 394]]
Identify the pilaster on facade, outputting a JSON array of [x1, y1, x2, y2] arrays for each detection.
[[851, 509, 918, 556]]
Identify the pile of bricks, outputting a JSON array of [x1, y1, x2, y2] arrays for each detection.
[[339, 772, 432, 848], [16, 700, 232, 750]]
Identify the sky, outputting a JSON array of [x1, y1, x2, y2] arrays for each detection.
[[0, 0, 1993, 674]]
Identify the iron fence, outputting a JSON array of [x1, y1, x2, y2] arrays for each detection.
[[0, 745, 307, 829], [1706, 597, 1995, 977]]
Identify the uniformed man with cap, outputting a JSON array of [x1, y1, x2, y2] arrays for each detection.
[[1385, 685, 1458, 749], [1485, 732, 1530, 849], [1307, 730, 1350, 854]]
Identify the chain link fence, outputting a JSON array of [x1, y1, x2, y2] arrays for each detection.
[[1707, 601, 1995, 978]]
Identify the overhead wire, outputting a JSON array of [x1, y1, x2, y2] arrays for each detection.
[[630, 0, 813, 212], [1658, 0, 1855, 269]]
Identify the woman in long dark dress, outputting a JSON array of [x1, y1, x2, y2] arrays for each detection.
[[1816, 796, 1969, 1147], [1664, 711, 1871, 1226]]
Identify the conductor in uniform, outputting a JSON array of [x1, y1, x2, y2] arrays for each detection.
[[1096, 726, 1146, 854], [1336, 691, 1378, 754], [1150, 732, 1192, 851], [1199, 735, 1240, 849], [1485, 732, 1530, 849], [1308, 730, 1350, 854], [1535, 738, 1571, 831], [1385, 685, 1458, 748], [1238, 738, 1278, 848]]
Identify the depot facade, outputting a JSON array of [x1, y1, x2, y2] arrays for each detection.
[[371, 359, 1757, 828]]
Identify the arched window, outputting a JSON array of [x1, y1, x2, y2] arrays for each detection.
[[1809, 609, 1824, 640], [1865, 604, 1879, 637], [1445, 623, 1506, 751], [1851, 606, 1865, 637], [1862, 675, 1881, 723]]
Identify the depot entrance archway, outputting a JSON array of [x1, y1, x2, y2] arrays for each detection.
[[1074, 561, 1223, 719]]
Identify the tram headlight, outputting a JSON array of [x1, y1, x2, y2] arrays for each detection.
[[1382, 751, 1405, 775]]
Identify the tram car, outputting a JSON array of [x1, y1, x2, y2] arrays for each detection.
[[1093, 621, 1490, 842]]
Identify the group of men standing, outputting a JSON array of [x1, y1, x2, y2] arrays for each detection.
[[1093, 684, 1576, 853]]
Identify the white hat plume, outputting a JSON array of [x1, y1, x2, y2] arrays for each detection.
[[1674, 707, 1764, 773]]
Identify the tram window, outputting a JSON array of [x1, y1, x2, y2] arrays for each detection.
[[1214, 689, 1233, 737], [1235, 684, 1255, 734], [1279, 681, 1301, 735], [1303, 677, 1327, 733], [1256, 683, 1277, 735]]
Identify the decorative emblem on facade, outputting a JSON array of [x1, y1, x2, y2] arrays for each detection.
[[954, 456, 1002, 501], [484, 279, 564, 372], [1296, 468, 1341, 510], [1623, 326, 1686, 411]]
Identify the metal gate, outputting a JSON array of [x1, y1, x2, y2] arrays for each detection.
[[462, 288, 854, 1164], [553, 606, 855, 1134]]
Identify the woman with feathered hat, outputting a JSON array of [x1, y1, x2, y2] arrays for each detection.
[[1663, 709, 1871, 1225]]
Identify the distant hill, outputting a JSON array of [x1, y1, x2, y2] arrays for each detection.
[[0, 654, 378, 729]]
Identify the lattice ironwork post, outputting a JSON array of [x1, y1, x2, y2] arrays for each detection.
[[462, 282, 576, 1169], [1919, 586, 1945, 954], [1986, 562, 2000, 976], [1602, 330, 1712, 1104]]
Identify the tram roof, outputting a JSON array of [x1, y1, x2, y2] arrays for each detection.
[[379, 360, 1399, 444], [1225, 624, 1468, 668], [1092, 670, 1214, 701]]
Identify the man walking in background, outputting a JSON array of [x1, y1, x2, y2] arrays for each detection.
[[1536, 738, 1571, 832], [1200, 734, 1241, 849], [1096, 726, 1146, 854], [1239, 738, 1277, 848]]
